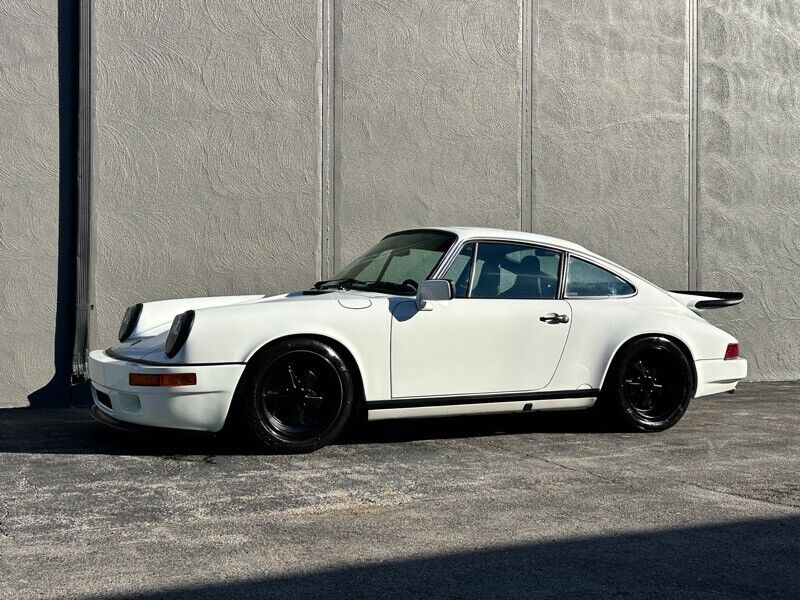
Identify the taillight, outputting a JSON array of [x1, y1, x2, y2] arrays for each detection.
[[724, 343, 740, 360]]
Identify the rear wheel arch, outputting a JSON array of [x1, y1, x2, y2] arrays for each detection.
[[601, 333, 697, 396]]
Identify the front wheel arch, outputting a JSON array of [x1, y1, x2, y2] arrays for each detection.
[[601, 334, 696, 398], [228, 334, 366, 426]]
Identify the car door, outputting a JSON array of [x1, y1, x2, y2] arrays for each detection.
[[390, 241, 572, 398]]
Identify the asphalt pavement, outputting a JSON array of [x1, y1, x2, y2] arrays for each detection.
[[1, 382, 798, 598]]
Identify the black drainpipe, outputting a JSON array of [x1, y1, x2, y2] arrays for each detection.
[[71, 0, 93, 383]]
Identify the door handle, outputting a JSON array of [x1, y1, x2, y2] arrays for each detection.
[[539, 312, 569, 324]]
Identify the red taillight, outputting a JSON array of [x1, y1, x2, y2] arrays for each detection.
[[724, 343, 740, 360]]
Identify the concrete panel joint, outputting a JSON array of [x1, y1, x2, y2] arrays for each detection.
[[520, 0, 533, 233], [687, 0, 699, 289], [321, 0, 336, 279]]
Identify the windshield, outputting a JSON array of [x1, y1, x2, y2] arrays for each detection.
[[317, 230, 456, 295]]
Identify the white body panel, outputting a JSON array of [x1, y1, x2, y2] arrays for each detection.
[[390, 298, 571, 397], [89, 227, 748, 432], [88, 349, 245, 432]]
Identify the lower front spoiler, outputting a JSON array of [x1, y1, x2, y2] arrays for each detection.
[[90, 405, 209, 435]]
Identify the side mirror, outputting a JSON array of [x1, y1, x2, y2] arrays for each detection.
[[416, 279, 453, 311]]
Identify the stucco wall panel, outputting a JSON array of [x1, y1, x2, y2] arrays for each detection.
[[534, 0, 689, 290], [0, 1, 59, 406], [698, 1, 800, 380], [92, 0, 322, 347], [335, 0, 522, 267]]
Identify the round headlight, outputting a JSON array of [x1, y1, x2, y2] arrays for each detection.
[[165, 310, 195, 358], [118, 303, 143, 342]]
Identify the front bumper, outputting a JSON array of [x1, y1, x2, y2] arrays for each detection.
[[88, 350, 246, 432], [694, 357, 748, 398]]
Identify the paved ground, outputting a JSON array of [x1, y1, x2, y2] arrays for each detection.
[[0, 382, 798, 599]]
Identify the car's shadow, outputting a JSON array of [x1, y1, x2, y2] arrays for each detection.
[[0, 404, 609, 456]]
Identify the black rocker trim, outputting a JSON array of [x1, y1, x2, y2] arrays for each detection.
[[368, 389, 600, 410]]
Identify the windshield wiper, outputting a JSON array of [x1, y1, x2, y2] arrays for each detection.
[[347, 280, 417, 295], [313, 278, 365, 290], [313, 278, 416, 295]]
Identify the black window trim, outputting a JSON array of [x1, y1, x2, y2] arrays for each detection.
[[562, 253, 638, 300]]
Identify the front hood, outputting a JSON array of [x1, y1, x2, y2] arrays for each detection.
[[109, 289, 392, 362]]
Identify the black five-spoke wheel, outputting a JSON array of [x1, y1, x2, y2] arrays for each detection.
[[242, 338, 355, 452], [603, 336, 694, 431]]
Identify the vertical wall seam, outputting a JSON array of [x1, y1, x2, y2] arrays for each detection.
[[321, 0, 335, 279], [72, 0, 93, 382], [520, 0, 532, 232], [528, 0, 539, 231], [529, 0, 539, 233], [688, 0, 699, 289]]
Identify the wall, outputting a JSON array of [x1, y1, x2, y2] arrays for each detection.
[[335, 0, 523, 267], [91, 0, 323, 348], [698, 1, 800, 379], [1, 0, 798, 407], [534, 0, 690, 290], [0, 1, 62, 406]]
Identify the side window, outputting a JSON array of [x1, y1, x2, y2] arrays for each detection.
[[442, 244, 474, 298], [469, 243, 561, 299], [565, 257, 635, 297]]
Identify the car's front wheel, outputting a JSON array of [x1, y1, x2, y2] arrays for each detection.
[[601, 336, 694, 431], [242, 338, 354, 452]]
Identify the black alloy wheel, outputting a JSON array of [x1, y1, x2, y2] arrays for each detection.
[[242, 338, 355, 452], [603, 337, 693, 431]]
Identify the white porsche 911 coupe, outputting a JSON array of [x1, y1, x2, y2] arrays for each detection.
[[89, 227, 747, 452]]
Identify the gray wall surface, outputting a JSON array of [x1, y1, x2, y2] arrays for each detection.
[[92, 1, 323, 346], [698, 1, 800, 380], [534, 1, 690, 289], [336, 0, 523, 265], [0, 0, 798, 407], [0, 1, 61, 406]]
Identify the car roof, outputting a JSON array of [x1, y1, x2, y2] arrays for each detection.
[[407, 227, 592, 255]]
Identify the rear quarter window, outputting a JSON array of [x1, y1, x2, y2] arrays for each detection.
[[566, 257, 635, 298]]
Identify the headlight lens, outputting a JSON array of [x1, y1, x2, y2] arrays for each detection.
[[118, 303, 143, 342], [165, 310, 195, 358]]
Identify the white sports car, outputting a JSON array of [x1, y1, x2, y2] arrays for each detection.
[[89, 227, 747, 452]]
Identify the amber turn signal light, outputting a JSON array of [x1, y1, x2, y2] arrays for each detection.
[[129, 373, 197, 386]]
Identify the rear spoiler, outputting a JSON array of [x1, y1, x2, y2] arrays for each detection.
[[668, 290, 743, 312]]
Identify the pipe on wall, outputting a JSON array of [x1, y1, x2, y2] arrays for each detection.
[[71, 0, 93, 383]]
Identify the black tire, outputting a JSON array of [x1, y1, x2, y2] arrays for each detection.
[[600, 337, 693, 432], [242, 338, 354, 452]]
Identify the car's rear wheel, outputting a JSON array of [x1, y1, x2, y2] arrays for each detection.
[[602, 337, 693, 431], [243, 338, 354, 452]]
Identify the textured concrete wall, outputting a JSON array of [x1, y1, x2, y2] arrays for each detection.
[[534, 0, 690, 290], [2, 0, 799, 407], [335, 0, 523, 267], [0, 1, 60, 406], [92, 0, 323, 348], [698, 1, 800, 380]]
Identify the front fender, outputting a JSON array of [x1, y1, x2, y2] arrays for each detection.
[[142, 297, 392, 402]]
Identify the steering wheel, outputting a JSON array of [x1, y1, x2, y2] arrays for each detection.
[[401, 279, 419, 292]]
